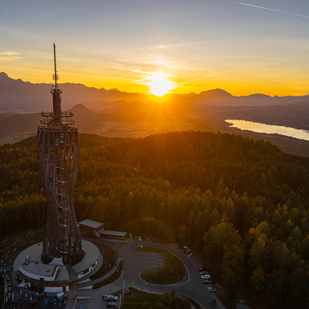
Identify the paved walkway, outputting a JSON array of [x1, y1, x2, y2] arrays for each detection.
[[70, 239, 226, 309], [78, 257, 123, 288]]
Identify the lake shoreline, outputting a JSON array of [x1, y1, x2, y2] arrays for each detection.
[[226, 119, 309, 142]]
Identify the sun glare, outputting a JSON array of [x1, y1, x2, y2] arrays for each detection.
[[144, 73, 176, 97]]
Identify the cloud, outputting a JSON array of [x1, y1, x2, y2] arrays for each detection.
[[0, 51, 23, 61], [0, 51, 19, 56]]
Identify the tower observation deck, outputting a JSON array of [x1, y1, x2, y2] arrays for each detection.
[[37, 43, 84, 265]]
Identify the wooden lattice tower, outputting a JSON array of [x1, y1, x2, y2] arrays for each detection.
[[37, 43, 84, 265]]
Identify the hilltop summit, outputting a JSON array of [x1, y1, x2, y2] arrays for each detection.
[[0, 72, 10, 81]]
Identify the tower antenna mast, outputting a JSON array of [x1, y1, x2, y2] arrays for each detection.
[[51, 43, 62, 117], [53, 43, 58, 87]]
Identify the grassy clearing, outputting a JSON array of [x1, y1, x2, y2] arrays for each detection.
[[122, 288, 191, 309], [90, 242, 117, 280], [122, 288, 162, 309], [136, 247, 186, 284]]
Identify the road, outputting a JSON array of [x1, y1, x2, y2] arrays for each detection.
[[72, 239, 226, 309]]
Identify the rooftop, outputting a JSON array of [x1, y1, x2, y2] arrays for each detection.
[[99, 230, 127, 237], [79, 219, 104, 229], [14, 242, 69, 282], [14, 240, 100, 283]]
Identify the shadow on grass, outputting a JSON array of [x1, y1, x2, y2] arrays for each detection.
[[93, 260, 123, 289]]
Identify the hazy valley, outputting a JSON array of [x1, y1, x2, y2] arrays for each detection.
[[1, 72, 309, 156]]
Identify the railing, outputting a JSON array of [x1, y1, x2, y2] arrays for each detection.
[[41, 111, 74, 117], [40, 111, 75, 125]]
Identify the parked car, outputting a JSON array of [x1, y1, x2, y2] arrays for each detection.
[[202, 279, 213, 284], [188, 253, 194, 257], [104, 295, 118, 301], [180, 248, 186, 253], [201, 274, 211, 279], [199, 270, 209, 275], [133, 237, 138, 241], [198, 266, 207, 271], [106, 302, 118, 308], [210, 298, 216, 307], [151, 238, 155, 242], [142, 237, 147, 241], [138, 236, 142, 241], [207, 285, 216, 292]]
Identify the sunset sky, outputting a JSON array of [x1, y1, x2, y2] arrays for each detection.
[[1, 0, 309, 96]]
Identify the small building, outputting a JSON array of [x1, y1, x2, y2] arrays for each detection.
[[79, 219, 127, 240], [99, 230, 127, 240], [79, 219, 104, 236]]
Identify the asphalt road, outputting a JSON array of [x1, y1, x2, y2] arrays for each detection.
[[74, 239, 226, 309]]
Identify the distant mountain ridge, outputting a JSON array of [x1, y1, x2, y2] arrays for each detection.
[[1, 72, 308, 113]]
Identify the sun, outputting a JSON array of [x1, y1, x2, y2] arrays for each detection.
[[144, 73, 176, 97]]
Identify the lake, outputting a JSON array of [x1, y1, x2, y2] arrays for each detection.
[[225, 119, 309, 142]]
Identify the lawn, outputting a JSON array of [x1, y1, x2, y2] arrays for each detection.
[[122, 288, 162, 309], [136, 247, 186, 284], [122, 288, 191, 309]]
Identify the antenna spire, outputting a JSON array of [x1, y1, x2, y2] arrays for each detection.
[[51, 43, 62, 118], [53, 43, 59, 87]]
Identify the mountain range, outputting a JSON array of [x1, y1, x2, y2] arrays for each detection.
[[1, 72, 309, 113], [1, 72, 309, 156]]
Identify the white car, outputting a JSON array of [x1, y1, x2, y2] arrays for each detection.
[[188, 253, 194, 258], [199, 271, 209, 275], [106, 302, 118, 308], [104, 295, 118, 301], [207, 285, 216, 292], [201, 274, 211, 279], [138, 236, 142, 241]]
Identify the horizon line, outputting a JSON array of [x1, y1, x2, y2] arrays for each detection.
[[1, 71, 309, 98]]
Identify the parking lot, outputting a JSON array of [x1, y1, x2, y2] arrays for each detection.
[[136, 251, 165, 270], [75, 297, 92, 309]]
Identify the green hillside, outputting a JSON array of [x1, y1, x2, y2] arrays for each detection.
[[0, 132, 309, 308]]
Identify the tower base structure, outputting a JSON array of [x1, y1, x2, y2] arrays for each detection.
[[13, 240, 100, 293]]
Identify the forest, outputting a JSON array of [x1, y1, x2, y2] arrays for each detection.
[[0, 131, 309, 308]]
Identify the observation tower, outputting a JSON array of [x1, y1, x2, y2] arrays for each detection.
[[12, 45, 100, 295], [37, 43, 84, 266]]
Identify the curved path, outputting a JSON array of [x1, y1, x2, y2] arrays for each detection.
[[72, 239, 226, 309]]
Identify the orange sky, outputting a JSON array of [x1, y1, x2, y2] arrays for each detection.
[[1, 1, 309, 97]]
